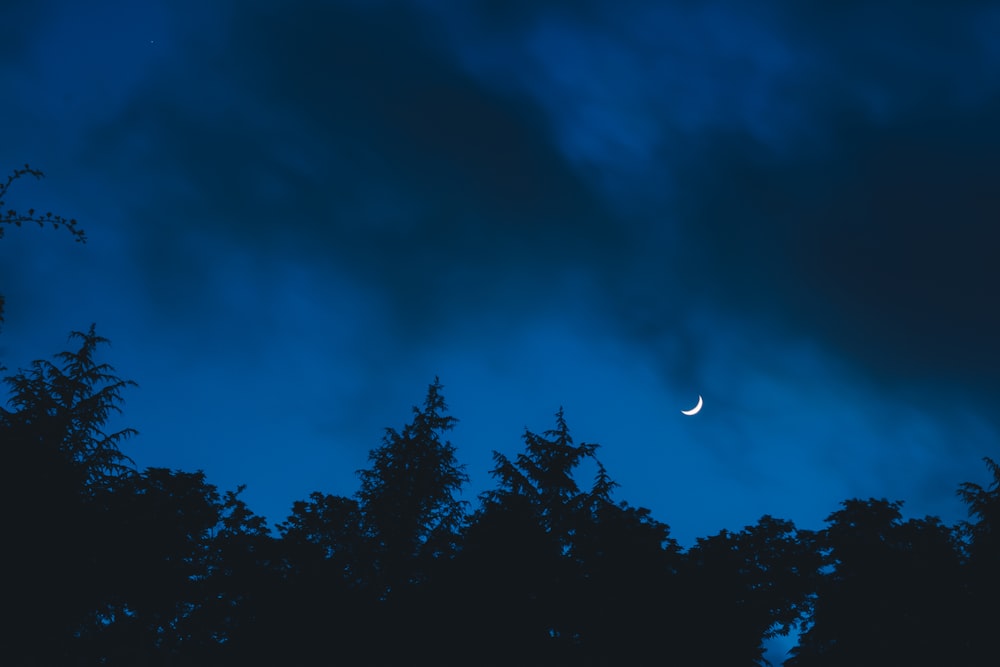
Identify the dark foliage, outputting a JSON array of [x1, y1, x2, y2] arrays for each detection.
[[0, 164, 86, 243], [953, 457, 1000, 665], [3, 328, 999, 665], [787, 499, 966, 666], [355, 377, 469, 596], [3, 325, 137, 487], [680, 516, 823, 665]]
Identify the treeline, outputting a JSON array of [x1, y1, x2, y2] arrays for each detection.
[[1, 329, 998, 666], [2, 167, 999, 664]]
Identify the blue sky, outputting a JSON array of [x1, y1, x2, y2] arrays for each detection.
[[3, 0, 1000, 570]]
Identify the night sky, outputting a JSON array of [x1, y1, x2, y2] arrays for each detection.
[[4, 0, 999, 557]]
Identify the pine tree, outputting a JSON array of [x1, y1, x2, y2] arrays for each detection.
[[466, 409, 618, 658], [2, 324, 137, 490], [0, 326, 136, 664], [355, 377, 468, 595], [487, 407, 598, 548], [955, 457, 1000, 664]]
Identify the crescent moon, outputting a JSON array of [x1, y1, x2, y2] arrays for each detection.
[[681, 395, 703, 416]]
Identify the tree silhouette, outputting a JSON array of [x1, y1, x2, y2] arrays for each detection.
[[77, 468, 224, 664], [6, 284, 1000, 665], [446, 408, 665, 664], [955, 457, 1000, 664], [2, 325, 137, 488], [355, 377, 468, 597], [957, 457, 1000, 556], [487, 407, 599, 547], [447, 485, 570, 664], [279, 491, 366, 583], [786, 498, 964, 666], [566, 462, 680, 663], [681, 516, 823, 665], [222, 379, 472, 664], [184, 484, 277, 664], [247, 491, 375, 664], [1, 326, 136, 664]]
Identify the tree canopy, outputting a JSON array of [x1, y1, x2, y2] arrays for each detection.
[[3, 164, 999, 665], [3, 328, 999, 665]]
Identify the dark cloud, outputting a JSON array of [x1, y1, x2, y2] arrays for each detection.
[[81, 0, 626, 339], [665, 103, 1000, 383], [454, 0, 1000, 407], [653, 17, 1000, 401], [0, 2, 56, 60], [17, 0, 998, 400], [5, 0, 998, 544]]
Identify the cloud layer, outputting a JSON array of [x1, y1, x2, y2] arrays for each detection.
[[2, 0, 998, 543]]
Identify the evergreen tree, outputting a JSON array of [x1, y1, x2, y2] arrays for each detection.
[[2, 325, 137, 490], [955, 457, 1000, 664], [0, 326, 136, 664], [455, 409, 633, 662], [568, 462, 680, 663], [787, 498, 964, 666], [957, 456, 1000, 558], [78, 468, 223, 664], [355, 377, 468, 595], [487, 407, 598, 549]]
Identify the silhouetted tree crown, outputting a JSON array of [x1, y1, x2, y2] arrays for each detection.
[[486, 407, 603, 544], [787, 498, 965, 666], [958, 456, 1000, 554], [4, 203, 1000, 665], [1, 326, 142, 664], [2, 324, 137, 489], [355, 377, 469, 593]]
